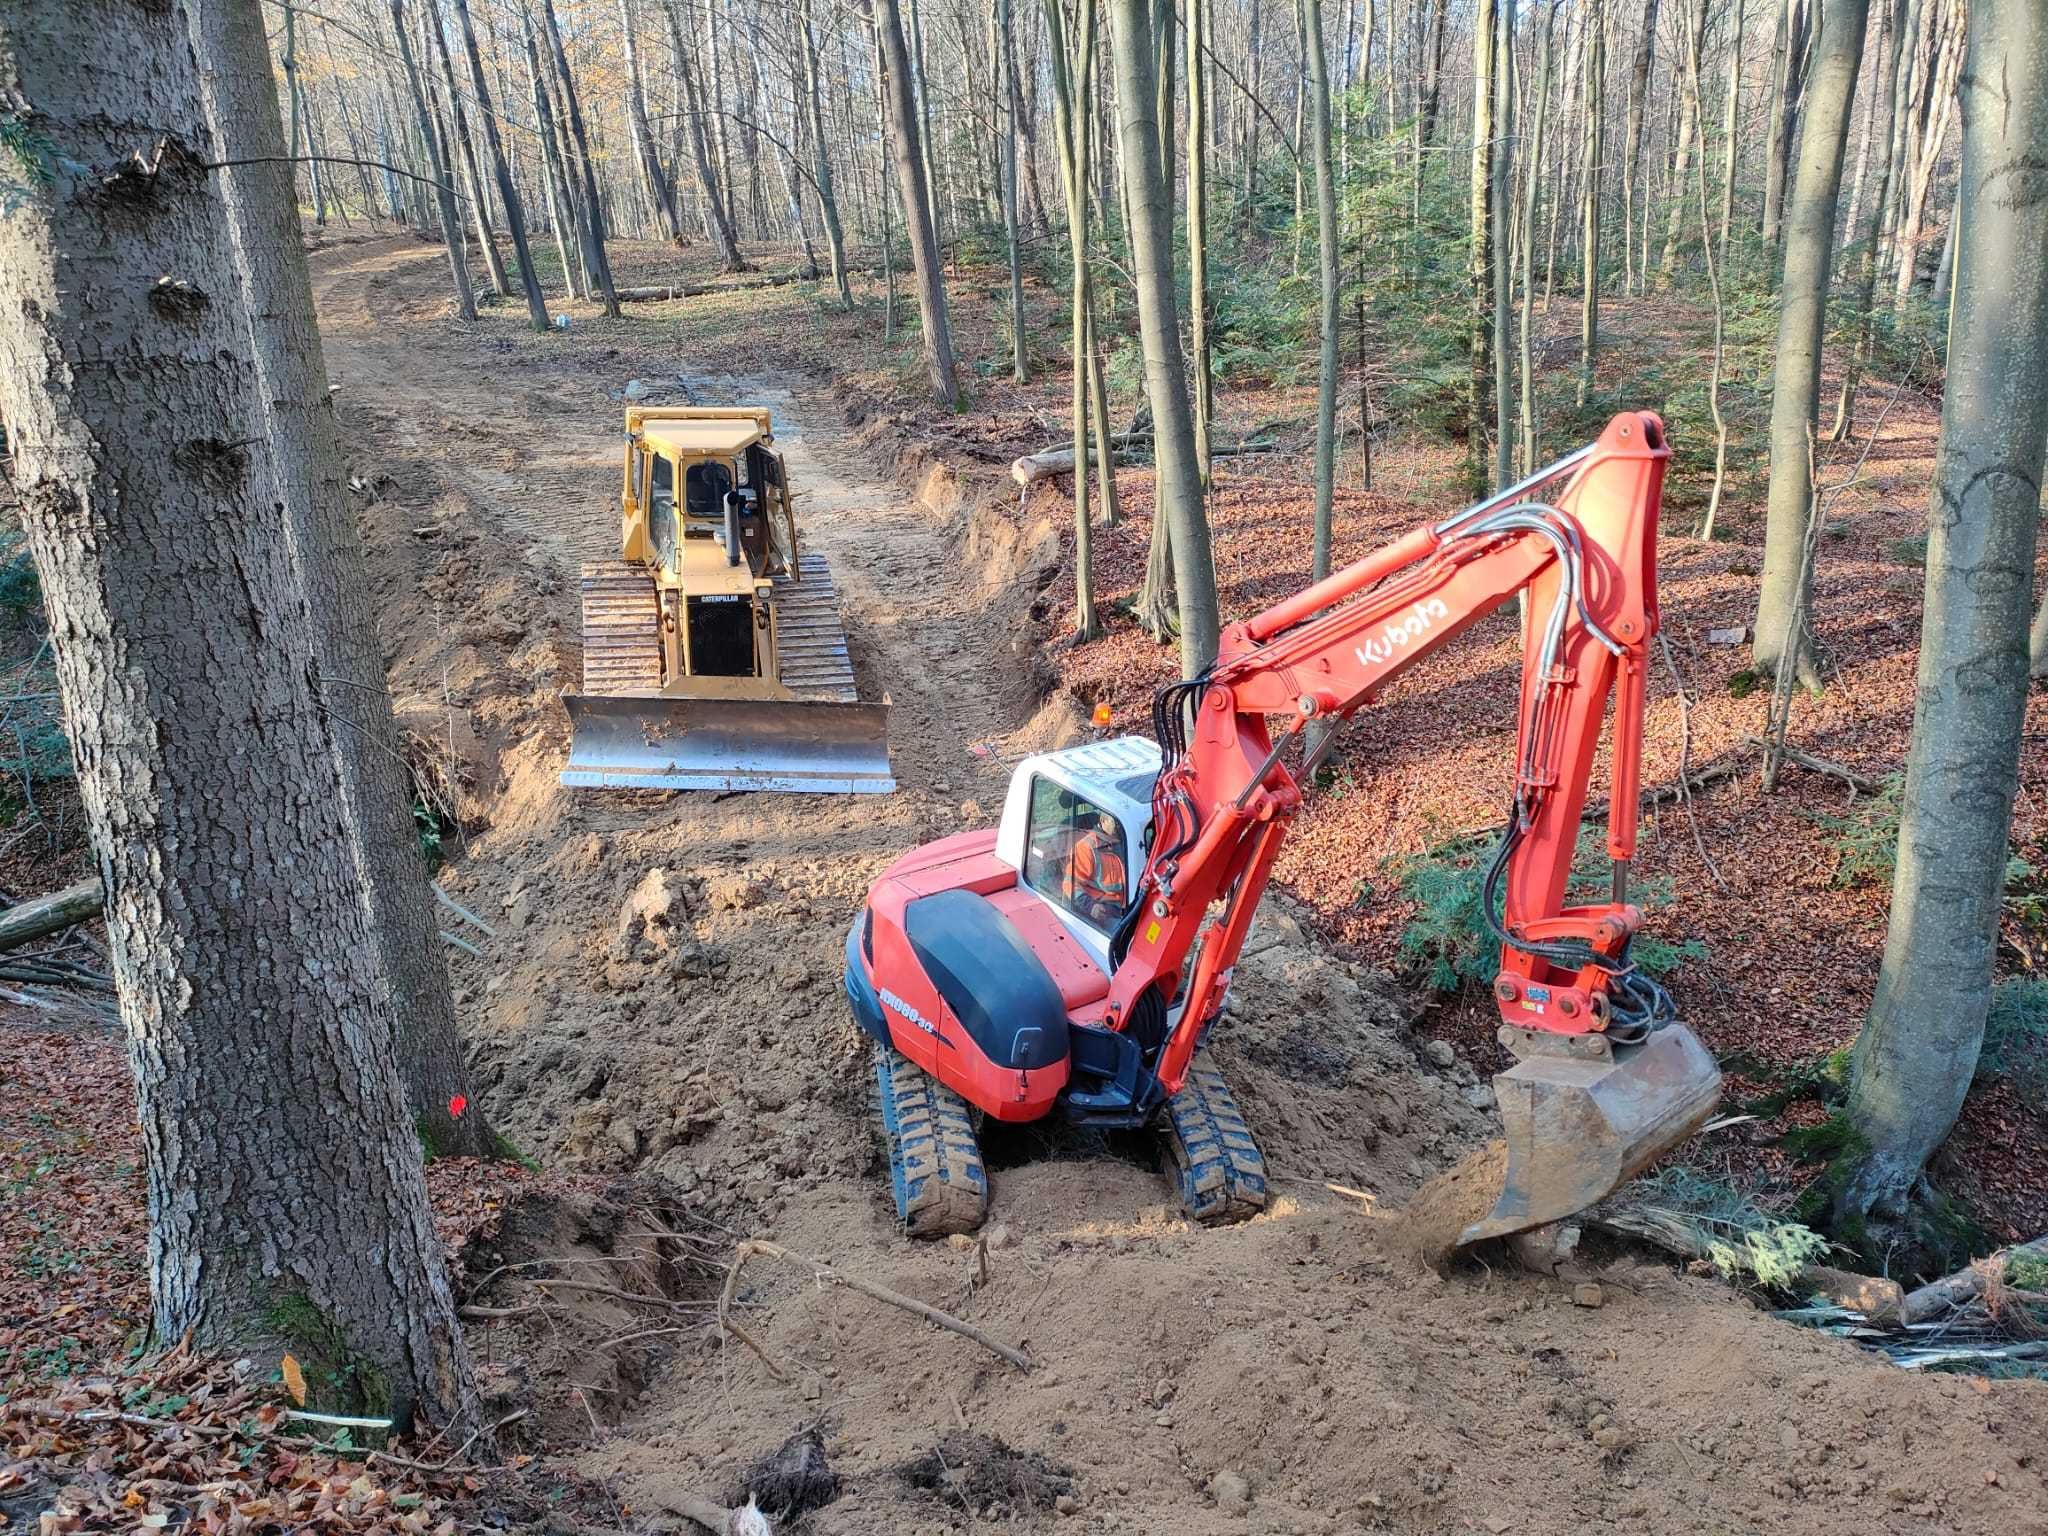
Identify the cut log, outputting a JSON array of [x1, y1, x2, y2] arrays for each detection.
[[1900, 1235, 2048, 1325], [614, 264, 878, 304], [0, 877, 103, 953], [1010, 437, 1281, 487]]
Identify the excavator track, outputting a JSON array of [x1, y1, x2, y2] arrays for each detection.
[[1161, 1058, 1269, 1225], [872, 1045, 988, 1237], [578, 560, 663, 695]]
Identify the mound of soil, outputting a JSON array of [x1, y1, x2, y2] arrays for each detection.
[[896, 1431, 1073, 1517]]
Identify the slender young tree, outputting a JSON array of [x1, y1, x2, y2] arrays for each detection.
[[1829, 0, 1905, 441], [1044, 0, 1103, 638], [1838, 0, 2048, 1226], [1577, 0, 1605, 406], [800, 0, 856, 307], [875, 0, 962, 407], [450, 0, 549, 330], [539, 0, 621, 315], [1751, 0, 1872, 690], [0, 0, 481, 1433], [1108, 0, 1221, 674], [1307, 0, 1339, 579], [1188, 0, 1215, 483], [1469, 0, 1497, 470], [1490, 0, 1514, 487], [1001, 0, 1029, 381], [390, 0, 475, 319], [620, 0, 684, 245]]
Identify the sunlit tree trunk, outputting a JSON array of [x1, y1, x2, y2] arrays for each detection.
[[197, 0, 499, 1161], [0, 0, 481, 1433], [1189, 0, 1214, 485], [1308, 0, 1339, 577], [1490, 0, 1514, 487], [621, 0, 683, 246], [1577, 0, 1604, 407], [876, 0, 961, 407], [1620, 0, 1660, 297], [539, 0, 621, 314], [390, 0, 475, 319], [1470, 0, 1496, 472], [1045, 0, 1101, 638], [1752, 0, 1871, 690], [800, 0, 855, 308], [450, 0, 549, 330], [1839, 0, 2048, 1226], [1829, 0, 1905, 441], [1108, 0, 1221, 674], [1519, 0, 1556, 475]]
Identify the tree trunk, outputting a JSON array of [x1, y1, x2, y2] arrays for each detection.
[[1577, 0, 1604, 407], [665, 0, 747, 273], [1751, 0, 1871, 690], [1761, 0, 1811, 253], [1490, 0, 1514, 487], [1308, 0, 1339, 578], [1717, 0, 1746, 265], [800, 0, 855, 308], [424, 0, 507, 299], [450, 0, 549, 330], [1658, 0, 1709, 278], [1470, 0, 1496, 471], [621, 0, 684, 246], [2031, 582, 2048, 680], [1188, 0, 1213, 485], [1001, 0, 1029, 383], [1620, 0, 1660, 296], [1044, 0, 1100, 639], [1108, 0, 1221, 675], [539, 0, 621, 315], [1519, 0, 1556, 475], [1838, 0, 2048, 1225], [0, 0, 480, 1433], [195, 0, 499, 1161], [524, 10, 582, 302], [875, 0, 961, 407], [1829, 0, 1905, 441], [390, 0, 475, 319]]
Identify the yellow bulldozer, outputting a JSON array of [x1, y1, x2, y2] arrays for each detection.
[[561, 407, 894, 793]]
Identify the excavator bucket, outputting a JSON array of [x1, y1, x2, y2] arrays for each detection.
[[1456, 1022, 1722, 1247], [561, 692, 894, 794]]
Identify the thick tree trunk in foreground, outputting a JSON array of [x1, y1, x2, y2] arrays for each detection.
[[0, 0, 478, 1433], [1751, 0, 1870, 690], [876, 0, 961, 408], [195, 0, 498, 1163], [1108, 0, 1220, 674], [1838, 0, 2048, 1225]]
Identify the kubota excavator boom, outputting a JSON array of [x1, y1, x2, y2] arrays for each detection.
[[845, 412, 1720, 1242]]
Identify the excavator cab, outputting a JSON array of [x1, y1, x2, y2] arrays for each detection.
[[561, 407, 893, 794]]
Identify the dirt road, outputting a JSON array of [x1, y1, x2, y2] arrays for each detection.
[[312, 239, 2047, 1535]]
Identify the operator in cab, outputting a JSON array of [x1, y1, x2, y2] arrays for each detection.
[[1066, 807, 1128, 926]]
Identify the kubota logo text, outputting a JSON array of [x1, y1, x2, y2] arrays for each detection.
[[1355, 598, 1451, 668]]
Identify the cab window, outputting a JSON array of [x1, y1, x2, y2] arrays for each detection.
[[1021, 777, 1130, 931]]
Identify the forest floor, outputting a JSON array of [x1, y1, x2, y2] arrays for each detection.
[[3, 230, 2047, 1533]]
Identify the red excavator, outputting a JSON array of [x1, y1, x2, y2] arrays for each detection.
[[843, 413, 1721, 1243]]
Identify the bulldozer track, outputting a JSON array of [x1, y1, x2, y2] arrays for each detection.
[[1161, 1058, 1269, 1225], [579, 561, 663, 696], [773, 554, 860, 703], [872, 1045, 987, 1238]]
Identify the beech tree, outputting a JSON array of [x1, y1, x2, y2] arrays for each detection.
[[875, 0, 961, 408], [1751, 0, 1872, 690], [1108, 0, 1221, 674], [196, 0, 497, 1161], [1837, 0, 2048, 1226], [0, 0, 480, 1431]]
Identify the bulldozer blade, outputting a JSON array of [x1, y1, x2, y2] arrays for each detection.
[[561, 692, 895, 794], [1458, 1022, 1721, 1247]]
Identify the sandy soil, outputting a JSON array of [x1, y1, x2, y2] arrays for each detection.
[[305, 239, 2048, 1534]]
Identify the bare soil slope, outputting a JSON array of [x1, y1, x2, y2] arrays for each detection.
[[312, 240, 2048, 1535]]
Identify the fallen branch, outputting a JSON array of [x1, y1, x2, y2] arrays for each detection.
[[614, 265, 878, 304], [432, 883, 498, 937], [1010, 436, 1280, 486], [1738, 735, 1887, 796], [1901, 1235, 2048, 1325], [720, 1238, 1033, 1377], [0, 877, 103, 953], [646, 1488, 774, 1535]]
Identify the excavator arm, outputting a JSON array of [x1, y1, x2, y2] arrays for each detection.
[[1107, 412, 1719, 1244]]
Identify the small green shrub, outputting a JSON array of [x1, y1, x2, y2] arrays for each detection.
[[1815, 775, 1904, 887], [413, 797, 447, 870], [1886, 532, 1929, 568], [1392, 826, 1705, 995], [1626, 1167, 1831, 1288], [1725, 668, 1763, 699], [1979, 977, 2048, 1110]]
